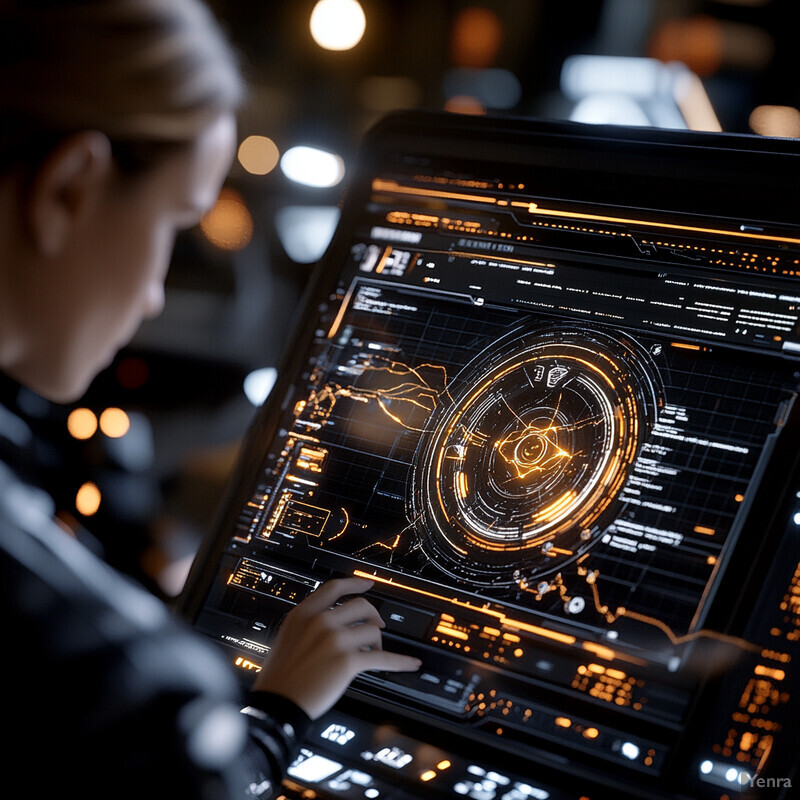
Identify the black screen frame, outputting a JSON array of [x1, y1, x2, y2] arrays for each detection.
[[177, 111, 800, 800]]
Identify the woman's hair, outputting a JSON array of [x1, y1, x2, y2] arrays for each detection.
[[0, 0, 246, 171]]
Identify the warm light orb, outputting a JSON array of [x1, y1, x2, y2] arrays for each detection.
[[200, 187, 254, 251], [310, 0, 366, 51], [76, 482, 102, 517], [451, 6, 503, 68], [67, 408, 98, 440], [238, 135, 280, 175], [99, 407, 130, 438]]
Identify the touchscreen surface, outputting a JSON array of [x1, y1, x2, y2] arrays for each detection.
[[182, 112, 800, 800]]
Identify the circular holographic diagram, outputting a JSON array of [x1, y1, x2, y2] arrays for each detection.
[[408, 323, 663, 586]]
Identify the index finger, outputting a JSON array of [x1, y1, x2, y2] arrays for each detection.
[[295, 577, 375, 616]]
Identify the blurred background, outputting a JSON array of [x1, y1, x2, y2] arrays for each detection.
[[9, 0, 798, 600]]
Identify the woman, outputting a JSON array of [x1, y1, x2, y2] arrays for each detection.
[[0, 1, 420, 796]]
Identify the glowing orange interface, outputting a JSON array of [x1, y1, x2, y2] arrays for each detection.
[[191, 130, 800, 800]]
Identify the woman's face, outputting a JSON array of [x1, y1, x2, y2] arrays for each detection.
[[13, 113, 237, 402]]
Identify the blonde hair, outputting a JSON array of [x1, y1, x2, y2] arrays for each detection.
[[0, 0, 245, 167]]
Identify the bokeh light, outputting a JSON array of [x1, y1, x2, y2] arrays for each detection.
[[200, 187, 254, 251], [238, 135, 280, 175], [244, 367, 278, 406], [648, 15, 723, 77], [310, 0, 366, 51], [76, 482, 102, 517], [280, 146, 345, 188], [749, 105, 800, 138], [99, 407, 131, 439], [450, 6, 503, 68], [67, 408, 97, 440], [274, 205, 340, 263]]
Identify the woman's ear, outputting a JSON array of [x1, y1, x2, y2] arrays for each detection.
[[27, 131, 113, 257]]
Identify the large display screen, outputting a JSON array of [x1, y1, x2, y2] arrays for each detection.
[[181, 113, 800, 800]]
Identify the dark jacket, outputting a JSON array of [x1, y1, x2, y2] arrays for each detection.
[[0, 394, 309, 798]]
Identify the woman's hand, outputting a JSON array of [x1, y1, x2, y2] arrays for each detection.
[[250, 577, 421, 719]]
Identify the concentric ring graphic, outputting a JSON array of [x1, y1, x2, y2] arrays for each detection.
[[409, 323, 663, 586]]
